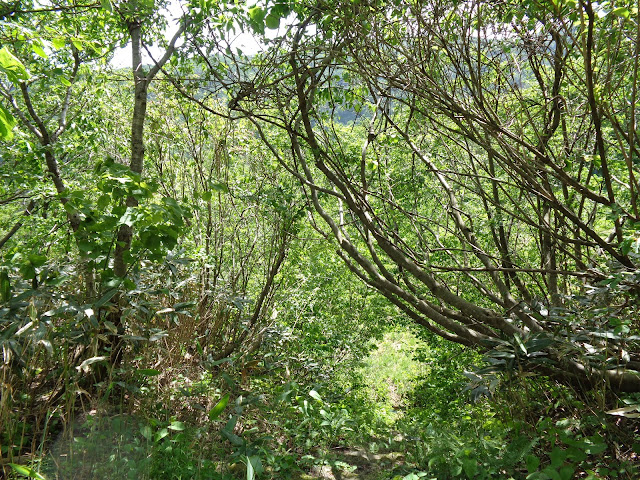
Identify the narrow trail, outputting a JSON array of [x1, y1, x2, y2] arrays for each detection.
[[299, 374, 410, 479], [301, 374, 408, 479], [301, 447, 406, 480]]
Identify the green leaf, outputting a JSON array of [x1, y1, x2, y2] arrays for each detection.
[[168, 421, 185, 431], [549, 447, 566, 468], [155, 428, 169, 441], [31, 43, 47, 58], [0, 103, 17, 140], [526, 454, 540, 473], [52, 38, 66, 49], [0, 47, 30, 84], [209, 393, 230, 421], [611, 6, 630, 18], [249, 455, 263, 475], [100, 0, 113, 11], [265, 13, 280, 29], [248, 5, 266, 22], [77, 240, 93, 253], [542, 466, 562, 480], [97, 194, 110, 209], [221, 428, 244, 446], [211, 182, 229, 193], [59, 76, 72, 87], [39, 339, 53, 355], [247, 5, 266, 34], [559, 466, 575, 480], [0, 270, 11, 302], [513, 333, 527, 355], [8, 464, 47, 480], [246, 455, 254, 480], [137, 368, 161, 376], [103, 321, 118, 334], [462, 458, 477, 478], [94, 288, 118, 308], [309, 389, 322, 402], [140, 424, 152, 440], [28, 254, 47, 268], [119, 207, 136, 226]]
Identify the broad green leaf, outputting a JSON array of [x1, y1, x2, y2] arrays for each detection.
[[31, 43, 47, 58], [549, 447, 566, 468], [309, 389, 322, 402], [462, 458, 477, 478], [611, 6, 630, 18], [28, 254, 47, 268], [265, 13, 280, 29], [211, 182, 228, 193], [77, 240, 92, 252], [248, 5, 266, 22], [137, 368, 161, 376], [100, 0, 113, 11], [209, 393, 230, 421], [559, 466, 575, 480], [119, 207, 136, 226], [8, 464, 46, 480], [168, 420, 185, 431], [140, 424, 152, 440], [0, 104, 17, 140], [526, 454, 540, 473], [0, 47, 29, 84], [52, 38, 66, 49], [97, 194, 110, 209]]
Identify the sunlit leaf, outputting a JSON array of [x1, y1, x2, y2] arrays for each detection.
[[76, 356, 108, 372], [31, 43, 47, 58], [611, 6, 630, 18], [0, 104, 17, 141], [0, 47, 29, 84], [309, 389, 323, 402], [606, 405, 640, 418], [9, 464, 46, 480], [209, 393, 230, 421], [168, 420, 185, 431], [246, 455, 254, 480]]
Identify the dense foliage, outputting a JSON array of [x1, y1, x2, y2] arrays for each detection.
[[1, 0, 639, 478]]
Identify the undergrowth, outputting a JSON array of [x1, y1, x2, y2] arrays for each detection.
[[3, 324, 639, 480]]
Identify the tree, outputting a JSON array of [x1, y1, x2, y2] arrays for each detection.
[[201, 0, 640, 392], [0, 0, 194, 390]]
